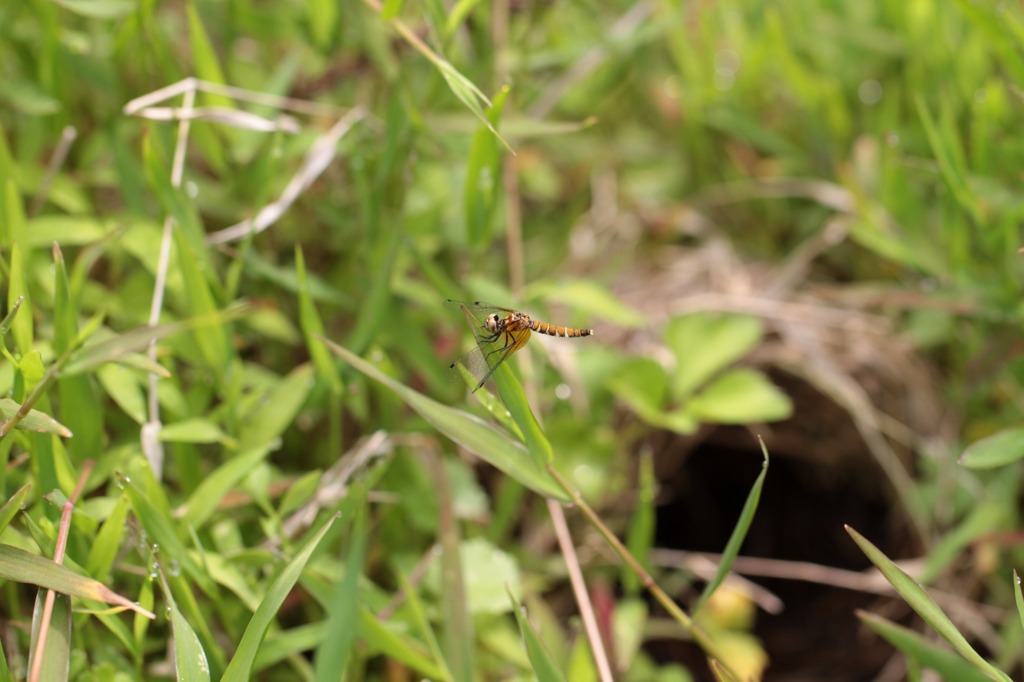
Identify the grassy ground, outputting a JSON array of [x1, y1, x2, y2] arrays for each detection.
[[1, 0, 1024, 680]]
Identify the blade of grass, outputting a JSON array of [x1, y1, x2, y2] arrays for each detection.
[[858, 611, 992, 682], [313, 494, 367, 682], [221, 513, 339, 682], [508, 587, 567, 682], [321, 337, 567, 500], [846, 526, 1012, 682], [693, 440, 769, 616]]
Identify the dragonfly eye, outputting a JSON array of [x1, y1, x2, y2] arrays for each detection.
[[486, 314, 500, 332]]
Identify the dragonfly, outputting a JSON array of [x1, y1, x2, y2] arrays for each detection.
[[446, 299, 594, 393]]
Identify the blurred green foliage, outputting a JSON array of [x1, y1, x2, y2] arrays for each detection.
[[0, 0, 1023, 679]]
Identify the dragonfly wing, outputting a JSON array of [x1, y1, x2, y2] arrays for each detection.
[[448, 300, 532, 392]]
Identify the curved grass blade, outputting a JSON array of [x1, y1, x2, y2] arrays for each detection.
[[0, 545, 153, 617], [693, 440, 768, 616], [320, 337, 567, 500], [221, 513, 339, 682], [858, 611, 991, 682], [508, 588, 566, 682], [847, 526, 1012, 682]]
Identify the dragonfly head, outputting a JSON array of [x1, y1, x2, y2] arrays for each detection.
[[485, 313, 502, 332]]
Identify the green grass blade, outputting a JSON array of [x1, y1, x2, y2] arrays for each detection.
[[321, 338, 567, 500], [847, 526, 1012, 682], [237, 363, 314, 451], [693, 441, 768, 616], [182, 445, 272, 529], [858, 611, 992, 682], [508, 588, 566, 682], [0, 545, 151, 616], [313, 497, 367, 682], [221, 513, 339, 682], [29, 591, 70, 682]]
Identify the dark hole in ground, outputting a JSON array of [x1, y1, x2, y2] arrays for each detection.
[[648, 413, 918, 680]]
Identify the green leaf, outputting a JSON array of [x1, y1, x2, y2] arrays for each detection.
[[665, 313, 764, 398], [606, 357, 669, 421], [221, 513, 339, 682], [959, 426, 1024, 469], [687, 368, 792, 424], [321, 338, 567, 500], [847, 527, 1012, 682]]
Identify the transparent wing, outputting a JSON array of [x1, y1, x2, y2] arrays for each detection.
[[446, 299, 528, 392]]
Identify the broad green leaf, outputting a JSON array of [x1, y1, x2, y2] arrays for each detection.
[[606, 357, 669, 421], [687, 368, 792, 424], [959, 426, 1024, 469], [221, 514, 338, 682], [847, 527, 1012, 682], [666, 313, 763, 398], [321, 338, 567, 500]]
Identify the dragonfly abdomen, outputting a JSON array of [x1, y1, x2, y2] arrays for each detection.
[[530, 320, 594, 338]]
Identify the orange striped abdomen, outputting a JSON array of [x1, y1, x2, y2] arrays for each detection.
[[530, 319, 594, 338]]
